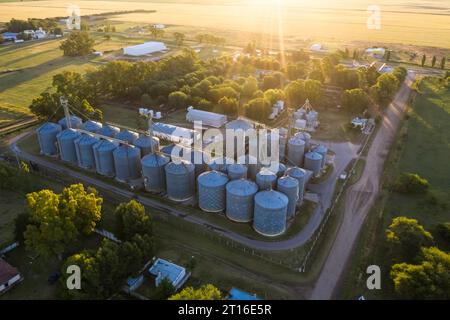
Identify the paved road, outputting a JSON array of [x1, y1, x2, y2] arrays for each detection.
[[8, 132, 356, 252], [309, 71, 416, 299]]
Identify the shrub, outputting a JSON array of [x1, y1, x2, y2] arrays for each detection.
[[394, 172, 430, 194]]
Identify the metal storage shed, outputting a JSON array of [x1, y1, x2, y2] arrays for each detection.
[[123, 41, 167, 56]]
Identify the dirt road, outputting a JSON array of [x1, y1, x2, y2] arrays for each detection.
[[309, 71, 416, 299]]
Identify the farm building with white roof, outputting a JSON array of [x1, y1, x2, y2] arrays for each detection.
[[123, 41, 167, 56]]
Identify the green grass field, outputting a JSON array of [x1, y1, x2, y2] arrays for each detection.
[[338, 76, 450, 299]]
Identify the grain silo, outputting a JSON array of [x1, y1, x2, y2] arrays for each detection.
[[116, 129, 139, 144], [286, 166, 307, 203], [165, 161, 195, 202], [237, 154, 260, 180], [93, 139, 118, 177], [56, 129, 81, 164], [186, 149, 209, 177], [256, 168, 277, 190], [58, 115, 82, 130], [113, 145, 142, 182], [134, 134, 160, 156], [227, 163, 248, 180], [313, 145, 328, 168], [74, 134, 99, 169], [82, 120, 103, 133], [36, 122, 62, 156], [295, 132, 312, 150], [98, 124, 120, 138], [207, 157, 233, 173], [141, 153, 170, 193], [277, 176, 299, 219], [265, 162, 286, 177], [287, 136, 306, 167], [253, 190, 289, 237], [197, 171, 229, 212], [226, 179, 258, 222], [304, 151, 323, 176]]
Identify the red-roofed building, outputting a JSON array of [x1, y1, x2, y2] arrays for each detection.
[[0, 259, 22, 294]]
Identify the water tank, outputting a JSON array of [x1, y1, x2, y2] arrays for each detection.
[[286, 166, 307, 203], [56, 129, 81, 164], [36, 122, 62, 156], [237, 154, 260, 180], [207, 157, 233, 173], [141, 153, 170, 192], [253, 190, 289, 237], [197, 171, 229, 212], [277, 176, 299, 219], [93, 139, 117, 177], [287, 136, 305, 166], [82, 120, 102, 133], [116, 129, 139, 144], [314, 145, 328, 168], [304, 151, 323, 176], [165, 161, 195, 201], [256, 168, 277, 190], [226, 179, 258, 222], [186, 149, 209, 177], [134, 134, 160, 156], [74, 134, 99, 169], [227, 163, 248, 180], [58, 116, 82, 129], [113, 145, 142, 182], [98, 124, 120, 138]]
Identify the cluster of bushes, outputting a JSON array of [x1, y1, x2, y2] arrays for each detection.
[[393, 172, 430, 194], [4, 18, 57, 33]]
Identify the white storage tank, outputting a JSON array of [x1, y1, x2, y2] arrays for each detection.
[[277, 176, 299, 219], [313, 145, 328, 168], [287, 136, 305, 167], [256, 168, 277, 190], [93, 139, 118, 177], [197, 171, 229, 212], [57, 129, 81, 164], [113, 145, 142, 182], [36, 122, 62, 156], [207, 157, 233, 173], [253, 190, 289, 237], [304, 151, 323, 176], [165, 161, 195, 202], [226, 179, 258, 222], [141, 153, 170, 192], [265, 162, 286, 177], [82, 120, 102, 133], [237, 154, 260, 180], [134, 134, 160, 156], [227, 163, 248, 180], [58, 116, 82, 130], [74, 134, 99, 169], [295, 132, 312, 150]]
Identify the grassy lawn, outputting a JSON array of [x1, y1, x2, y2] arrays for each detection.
[[338, 76, 450, 299], [313, 105, 362, 142], [0, 190, 26, 248]]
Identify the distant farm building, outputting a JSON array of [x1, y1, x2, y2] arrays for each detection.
[[152, 122, 200, 146], [0, 259, 22, 294], [310, 43, 323, 52], [152, 24, 166, 29], [1, 32, 18, 41], [365, 47, 386, 58], [148, 258, 189, 289], [186, 107, 227, 128], [123, 41, 167, 56]]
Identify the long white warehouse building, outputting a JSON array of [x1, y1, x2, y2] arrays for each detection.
[[123, 41, 167, 56], [186, 107, 227, 128]]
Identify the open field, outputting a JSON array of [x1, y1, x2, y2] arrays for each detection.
[[338, 76, 450, 299], [0, 0, 449, 48]]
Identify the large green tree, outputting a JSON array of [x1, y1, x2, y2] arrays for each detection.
[[115, 200, 153, 241], [342, 88, 370, 114], [60, 31, 95, 57], [390, 247, 450, 299], [385, 217, 433, 261]]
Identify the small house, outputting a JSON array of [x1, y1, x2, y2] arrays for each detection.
[[148, 258, 189, 290], [0, 259, 22, 294]]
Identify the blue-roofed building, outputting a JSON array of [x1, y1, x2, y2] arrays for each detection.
[[148, 258, 189, 289], [2, 32, 19, 41], [228, 288, 261, 300]]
